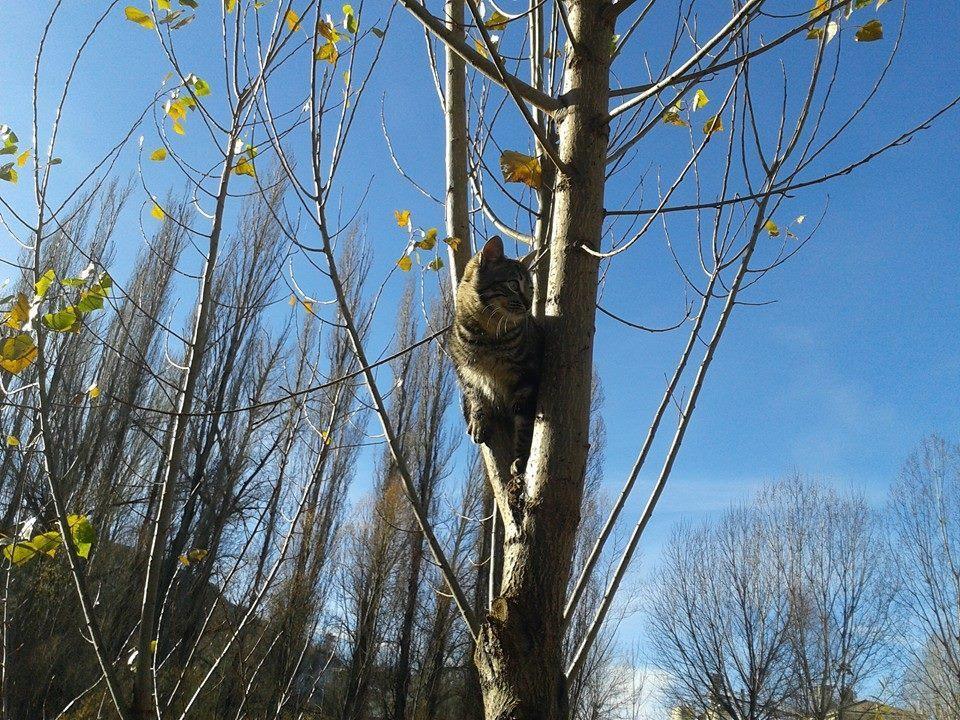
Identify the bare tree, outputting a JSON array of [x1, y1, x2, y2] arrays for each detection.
[[648, 502, 794, 720], [891, 435, 960, 717]]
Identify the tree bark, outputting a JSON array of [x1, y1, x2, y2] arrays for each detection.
[[472, 0, 613, 717]]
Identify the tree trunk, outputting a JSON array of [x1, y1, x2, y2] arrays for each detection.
[[473, 0, 612, 717]]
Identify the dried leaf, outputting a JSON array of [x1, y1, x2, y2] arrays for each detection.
[[855, 19, 883, 41], [499, 150, 542, 189], [662, 102, 688, 127], [702, 114, 724, 135], [395, 209, 411, 228], [6, 293, 31, 330]]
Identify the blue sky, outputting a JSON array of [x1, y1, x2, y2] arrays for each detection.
[[2, 0, 959, 671]]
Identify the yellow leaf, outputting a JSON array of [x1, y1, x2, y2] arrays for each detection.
[[416, 228, 438, 250], [320, 430, 331, 445], [233, 158, 256, 177], [475, 38, 488, 58], [301, 300, 314, 315], [151, 203, 165, 220], [444, 236, 462, 251], [6, 293, 31, 330], [876, 0, 889, 7], [150, 640, 158, 653], [124, 6, 155, 29], [159, 0, 170, 8], [485, 10, 509, 31], [763, 218, 780, 237], [314, 42, 339, 64], [225, 0, 236, 12], [499, 150, 542, 189], [165, 100, 186, 121], [395, 209, 411, 228], [855, 19, 883, 42], [0, 334, 38, 375], [16, 150, 30, 168], [88, 382, 100, 399], [6, 436, 19, 447], [172, 120, 185, 135], [288, 294, 297, 306], [150, 147, 167, 161], [285, 9, 300, 31], [702, 114, 724, 135], [397, 255, 413, 272], [809, 0, 829, 19], [692, 89, 709, 111]]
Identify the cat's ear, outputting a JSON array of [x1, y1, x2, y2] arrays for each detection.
[[519, 249, 537, 271], [479, 236, 504, 266]]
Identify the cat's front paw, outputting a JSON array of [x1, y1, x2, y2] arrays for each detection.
[[467, 414, 492, 445], [509, 456, 527, 478]]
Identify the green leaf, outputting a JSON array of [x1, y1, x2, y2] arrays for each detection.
[[179, 0, 199, 7], [42, 307, 81, 333], [191, 76, 211, 97], [426, 257, 444, 271], [68, 515, 96, 559], [30, 531, 63, 558], [371, 26, 385, 38], [342, 4, 359, 33], [3, 542, 39, 566], [0, 163, 17, 184]]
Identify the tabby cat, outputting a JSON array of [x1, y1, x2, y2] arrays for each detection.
[[450, 236, 542, 480]]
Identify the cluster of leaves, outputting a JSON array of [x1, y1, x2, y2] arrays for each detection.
[[0, 264, 112, 375], [807, 0, 889, 44], [0, 125, 45, 185], [394, 210, 460, 272], [1, 514, 97, 566], [163, 75, 209, 136], [662, 88, 718, 132], [125, 0, 198, 32], [311, 5, 362, 65], [763, 214, 806, 240]]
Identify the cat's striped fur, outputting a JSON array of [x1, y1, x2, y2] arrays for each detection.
[[450, 236, 542, 480]]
